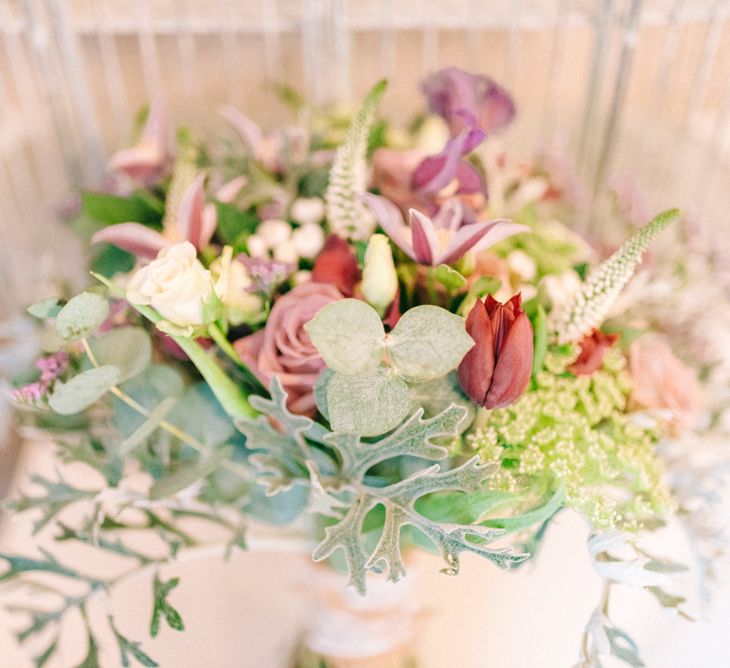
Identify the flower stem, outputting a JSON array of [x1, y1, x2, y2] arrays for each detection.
[[207, 322, 268, 396]]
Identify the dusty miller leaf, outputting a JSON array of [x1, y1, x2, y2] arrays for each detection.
[[110, 617, 158, 667], [327, 368, 410, 436], [386, 305, 473, 381], [55, 292, 109, 341], [304, 299, 385, 375], [150, 574, 185, 637]]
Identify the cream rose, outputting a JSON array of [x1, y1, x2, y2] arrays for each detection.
[[126, 241, 214, 328], [211, 246, 262, 326]]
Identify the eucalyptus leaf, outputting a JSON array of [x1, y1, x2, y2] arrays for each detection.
[[408, 372, 475, 429], [314, 368, 335, 419], [387, 305, 473, 381], [149, 446, 233, 499], [27, 298, 61, 320], [304, 299, 385, 375], [89, 327, 152, 383], [327, 369, 410, 436], [55, 292, 109, 341], [49, 366, 120, 415]]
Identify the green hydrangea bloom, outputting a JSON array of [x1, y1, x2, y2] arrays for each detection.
[[466, 345, 674, 530]]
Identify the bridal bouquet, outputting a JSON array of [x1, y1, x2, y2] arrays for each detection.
[[6, 68, 720, 667]]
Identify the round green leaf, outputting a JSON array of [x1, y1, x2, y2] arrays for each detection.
[[89, 326, 152, 382], [432, 264, 467, 291], [304, 299, 385, 375], [387, 305, 474, 381], [55, 292, 110, 340], [327, 368, 410, 436], [27, 297, 61, 320], [49, 365, 120, 415]]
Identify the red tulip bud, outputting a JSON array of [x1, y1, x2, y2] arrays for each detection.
[[458, 294, 533, 409], [311, 234, 361, 297], [569, 329, 619, 376]]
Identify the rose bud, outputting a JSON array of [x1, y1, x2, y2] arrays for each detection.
[[569, 329, 619, 376], [458, 294, 533, 409], [361, 234, 398, 316]]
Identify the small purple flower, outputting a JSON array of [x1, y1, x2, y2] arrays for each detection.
[[421, 67, 516, 137], [11, 381, 48, 407], [364, 193, 527, 267], [239, 255, 293, 296], [36, 352, 69, 384]]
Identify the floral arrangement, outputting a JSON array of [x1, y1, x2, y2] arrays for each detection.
[[5, 68, 726, 668]]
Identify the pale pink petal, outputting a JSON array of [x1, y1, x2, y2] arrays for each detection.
[[219, 106, 263, 152], [432, 198, 463, 232], [409, 209, 440, 265], [436, 221, 494, 265], [471, 220, 530, 254], [200, 203, 217, 248], [91, 223, 167, 258], [177, 174, 206, 249], [362, 193, 415, 260], [215, 175, 247, 203]]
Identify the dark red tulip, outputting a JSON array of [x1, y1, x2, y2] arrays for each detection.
[[458, 294, 533, 409], [311, 234, 361, 297], [569, 329, 619, 376]]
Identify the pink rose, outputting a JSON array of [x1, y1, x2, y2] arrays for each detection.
[[234, 282, 343, 415], [629, 336, 705, 432]]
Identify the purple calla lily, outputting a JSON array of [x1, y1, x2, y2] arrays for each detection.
[[108, 100, 170, 183], [364, 193, 527, 267], [91, 173, 217, 258], [421, 67, 516, 137]]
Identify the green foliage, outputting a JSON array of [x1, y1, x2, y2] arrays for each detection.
[[150, 574, 185, 637], [49, 366, 120, 415], [306, 300, 473, 435], [89, 327, 152, 383], [531, 304, 548, 378], [326, 368, 410, 436], [27, 297, 61, 320], [82, 191, 162, 226], [432, 264, 467, 291], [237, 378, 528, 594], [553, 209, 679, 343], [325, 80, 387, 240], [111, 619, 158, 667], [55, 292, 109, 341], [90, 244, 136, 278], [469, 347, 673, 530], [214, 201, 259, 246]]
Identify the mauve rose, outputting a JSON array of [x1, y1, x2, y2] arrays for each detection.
[[234, 282, 343, 415], [458, 294, 533, 409], [569, 329, 619, 376], [629, 336, 705, 432]]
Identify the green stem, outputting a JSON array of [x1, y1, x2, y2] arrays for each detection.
[[207, 322, 268, 396], [172, 335, 256, 420]]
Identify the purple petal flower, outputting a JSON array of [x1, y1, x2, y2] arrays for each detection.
[[92, 173, 217, 258], [108, 100, 169, 183], [364, 193, 528, 267], [36, 352, 69, 383], [239, 255, 293, 296], [421, 67, 516, 137]]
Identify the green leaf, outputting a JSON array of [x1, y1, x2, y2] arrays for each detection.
[[481, 486, 565, 536], [327, 368, 410, 436], [167, 384, 236, 448], [90, 244, 136, 278], [531, 304, 548, 377], [150, 575, 185, 637], [313, 368, 335, 419], [469, 275, 502, 297], [149, 446, 233, 499], [89, 327, 152, 383], [49, 366, 120, 415], [214, 202, 259, 245], [432, 264, 467, 291], [408, 373, 475, 428], [55, 292, 110, 341], [82, 191, 162, 225], [386, 305, 473, 381], [0, 550, 81, 583], [27, 298, 61, 320], [111, 618, 159, 667], [304, 299, 386, 375], [74, 628, 100, 668], [118, 397, 177, 457], [33, 636, 59, 668]]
